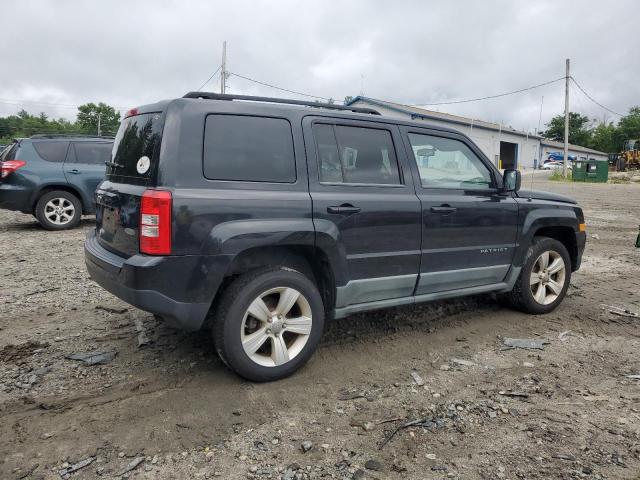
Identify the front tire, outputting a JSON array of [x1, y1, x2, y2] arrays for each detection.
[[505, 237, 571, 314], [35, 190, 82, 230], [212, 267, 325, 382]]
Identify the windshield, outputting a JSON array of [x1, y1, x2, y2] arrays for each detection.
[[107, 112, 163, 184]]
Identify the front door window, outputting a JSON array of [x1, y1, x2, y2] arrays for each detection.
[[407, 133, 493, 190]]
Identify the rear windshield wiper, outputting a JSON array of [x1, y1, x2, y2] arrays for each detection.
[[105, 160, 125, 169]]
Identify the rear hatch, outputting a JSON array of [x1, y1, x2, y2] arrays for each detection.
[[0, 142, 22, 183], [95, 111, 165, 257]]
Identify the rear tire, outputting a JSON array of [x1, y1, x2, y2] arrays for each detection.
[[212, 267, 325, 382], [35, 190, 82, 230], [504, 237, 571, 314]]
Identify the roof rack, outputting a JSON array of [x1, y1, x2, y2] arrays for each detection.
[[30, 134, 115, 140], [182, 92, 381, 115]]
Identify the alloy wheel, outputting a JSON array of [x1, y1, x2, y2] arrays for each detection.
[[240, 287, 312, 367], [44, 197, 75, 225], [529, 250, 566, 305]]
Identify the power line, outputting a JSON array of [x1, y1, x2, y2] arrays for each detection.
[[570, 77, 624, 117], [195, 65, 222, 91], [0, 98, 79, 109], [411, 77, 566, 106], [228, 71, 332, 101], [0, 98, 129, 111], [0, 129, 117, 135]]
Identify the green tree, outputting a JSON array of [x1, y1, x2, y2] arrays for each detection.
[[617, 106, 640, 148], [542, 112, 592, 146], [588, 121, 618, 153], [0, 110, 78, 143], [76, 102, 121, 136]]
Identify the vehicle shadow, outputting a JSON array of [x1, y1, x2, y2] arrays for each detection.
[[142, 294, 499, 376], [322, 294, 498, 346]]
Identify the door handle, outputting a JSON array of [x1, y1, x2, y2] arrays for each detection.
[[327, 204, 361, 215], [430, 205, 457, 214], [68, 169, 81, 174]]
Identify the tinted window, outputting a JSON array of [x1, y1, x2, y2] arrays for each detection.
[[73, 142, 112, 165], [314, 124, 342, 183], [408, 133, 493, 189], [109, 112, 163, 181], [314, 124, 400, 185], [33, 141, 69, 163], [0, 143, 19, 161], [203, 115, 296, 183]]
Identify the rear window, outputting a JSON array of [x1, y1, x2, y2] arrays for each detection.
[[33, 141, 69, 163], [203, 115, 296, 183], [72, 142, 112, 165], [0, 143, 19, 161], [108, 112, 163, 182]]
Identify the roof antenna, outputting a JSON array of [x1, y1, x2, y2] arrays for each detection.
[[360, 74, 364, 96]]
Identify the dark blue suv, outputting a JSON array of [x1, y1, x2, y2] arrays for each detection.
[[0, 135, 113, 229], [85, 93, 586, 381]]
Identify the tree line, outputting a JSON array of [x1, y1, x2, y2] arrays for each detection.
[[0, 103, 121, 144], [541, 107, 640, 153]]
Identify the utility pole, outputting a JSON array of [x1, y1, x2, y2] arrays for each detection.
[[97, 113, 102, 136], [220, 41, 227, 94], [563, 58, 570, 177], [536, 96, 544, 135]]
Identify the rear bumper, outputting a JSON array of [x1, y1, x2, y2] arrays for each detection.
[[85, 230, 228, 331], [0, 183, 33, 213]]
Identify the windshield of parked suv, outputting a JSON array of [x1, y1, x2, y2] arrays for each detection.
[[107, 112, 163, 183]]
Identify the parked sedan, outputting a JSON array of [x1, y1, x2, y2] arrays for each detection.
[[540, 161, 565, 170]]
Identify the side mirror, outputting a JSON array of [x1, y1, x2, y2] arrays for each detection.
[[502, 169, 521, 192]]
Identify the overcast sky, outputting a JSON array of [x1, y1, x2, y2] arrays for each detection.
[[2, 0, 638, 133]]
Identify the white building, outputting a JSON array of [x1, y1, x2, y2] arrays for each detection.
[[347, 97, 607, 169]]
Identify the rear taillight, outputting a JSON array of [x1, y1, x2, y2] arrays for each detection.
[[140, 189, 172, 255], [0, 160, 26, 179]]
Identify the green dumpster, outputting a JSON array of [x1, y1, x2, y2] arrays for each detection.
[[573, 159, 608, 183]]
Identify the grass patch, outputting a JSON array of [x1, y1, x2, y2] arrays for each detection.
[[549, 170, 572, 182], [608, 177, 630, 184]]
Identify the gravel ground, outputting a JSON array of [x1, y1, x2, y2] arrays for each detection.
[[1, 174, 639, 480]]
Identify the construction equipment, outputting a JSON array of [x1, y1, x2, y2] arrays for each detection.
[[618, 139, 640, 171]]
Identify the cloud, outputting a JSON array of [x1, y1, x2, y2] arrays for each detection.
[[1, 0, 638, 131]]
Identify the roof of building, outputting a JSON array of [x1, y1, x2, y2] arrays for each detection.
[[539, 139, 606, 156], [346, 96, 541, 140], [347, 96, 607, 155]]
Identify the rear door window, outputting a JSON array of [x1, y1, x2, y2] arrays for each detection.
[[203, 115, 296, 183], [313, 124, 401, 185], [72, 142, 112, 165], [108, 112, 163, 182], [33, 141, 69, 163]]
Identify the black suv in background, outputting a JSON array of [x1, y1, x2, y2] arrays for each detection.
[[85, 93, 586, 381], [0, 135, 113, 229]]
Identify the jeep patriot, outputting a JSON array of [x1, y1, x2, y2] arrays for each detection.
[[85, 93, 586, 381]]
